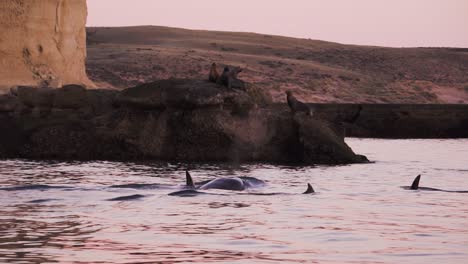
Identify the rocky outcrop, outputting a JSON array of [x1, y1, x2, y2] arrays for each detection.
[[311, 104, 468, 138], [0, 0, 94, 93], [0, 79, 367, 164]]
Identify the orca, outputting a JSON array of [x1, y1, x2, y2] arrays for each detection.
[[185, 171, 266, 191], [304, 183, 315, 194], [0, 184, 72, 191], [404, 175, 468, 193], [107, 194, 146, 201], [168, 190, 210, 197], [186, 171, 195, 188], [168, 171, 315, 196], [110, 183, 166, 190], [27, 198, 63, 203]]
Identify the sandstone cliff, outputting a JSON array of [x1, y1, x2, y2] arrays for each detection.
[[0, 0, 94, 93]]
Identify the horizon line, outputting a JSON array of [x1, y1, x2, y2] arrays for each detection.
[[85, 24, 468, 49]]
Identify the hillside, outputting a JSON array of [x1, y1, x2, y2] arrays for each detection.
[[86, 26, 468, 103]]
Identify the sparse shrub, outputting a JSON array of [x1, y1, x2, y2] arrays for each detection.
[[412, 85, 423, 91], [258, 60, 286, 69], [155, 65, 168, 73], [244, 83, 273, 106], [304, 72, 332, 79], [421, 91, 437, 100], [220, 47, 238, 52], [86, 30, 99, 45], [338, 75, 354, 81]]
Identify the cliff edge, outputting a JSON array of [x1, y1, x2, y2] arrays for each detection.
[[0, 0, 94, 93]]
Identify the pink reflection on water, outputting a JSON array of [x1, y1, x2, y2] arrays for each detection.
[[0, 139, 467, 263]]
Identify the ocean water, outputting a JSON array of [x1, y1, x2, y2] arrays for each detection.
[[0, 139, 467, 264]]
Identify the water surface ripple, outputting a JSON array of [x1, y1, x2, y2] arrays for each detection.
[[0, 139, 467, 263]]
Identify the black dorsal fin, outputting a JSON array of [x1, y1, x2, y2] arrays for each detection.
[[186, 171, 195, 188], [411, 175, 421, 190], [304, 183, 315, 194]]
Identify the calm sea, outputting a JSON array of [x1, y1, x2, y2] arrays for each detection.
[[0, 139, 467, 263]]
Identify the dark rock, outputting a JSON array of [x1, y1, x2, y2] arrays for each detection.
[[115, 79, 225, 109], [311, 103, 468, 138], [294, 114, 368, 164], [0, 79, 367, 164], [86, 89, 118, 115], [0, 94, 19, 112], [13, 86, 54, 109], [228, 77, 246, 90], [0, 115, 24, 158], [115, 79, 256, 111], [53, 84, 88, 109]]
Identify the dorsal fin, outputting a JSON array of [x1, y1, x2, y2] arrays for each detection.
[[411, 175, 421, 190], [304, 183, 315, 194], [186, 171, 195, 188]]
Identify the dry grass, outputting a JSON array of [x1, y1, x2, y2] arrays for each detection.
[[86, 26, 468, 104]]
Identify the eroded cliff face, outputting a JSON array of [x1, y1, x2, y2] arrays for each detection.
[[0, 0, 94, 92]]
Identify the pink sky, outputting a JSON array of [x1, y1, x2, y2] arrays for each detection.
[[87, 0, 468, 48]]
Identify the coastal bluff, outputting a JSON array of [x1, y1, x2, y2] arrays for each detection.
[[0, 80, 368, 164], [0, 0, 94, 93]]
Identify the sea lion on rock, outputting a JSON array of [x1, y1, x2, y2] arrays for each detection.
[[227, 67, 245, 89], [286, 91, 312, 116], [215, 66, 245, 89], [218, 67, 230, 86], [228, 66, 242, 79], [208, 63, 220, 83]]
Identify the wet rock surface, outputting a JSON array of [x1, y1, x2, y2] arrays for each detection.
[[0, 79, 366, 164]]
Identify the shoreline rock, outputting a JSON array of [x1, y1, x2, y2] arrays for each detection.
[[0, 79, 367, 164], [310, 103, 468, 138]]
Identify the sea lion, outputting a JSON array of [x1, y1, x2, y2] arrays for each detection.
[[218, 66, 230, 86], [403, 175, 468, 193], [227, 67, 245, 89], [208, 63, 220, 83], [341, 105, 363, 124], [216, 66, 245, 89], [286, 91, 312, 116], [229, 66, 242, 79]]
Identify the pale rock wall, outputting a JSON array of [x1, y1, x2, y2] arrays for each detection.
[[0, 0, 94, 92]]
